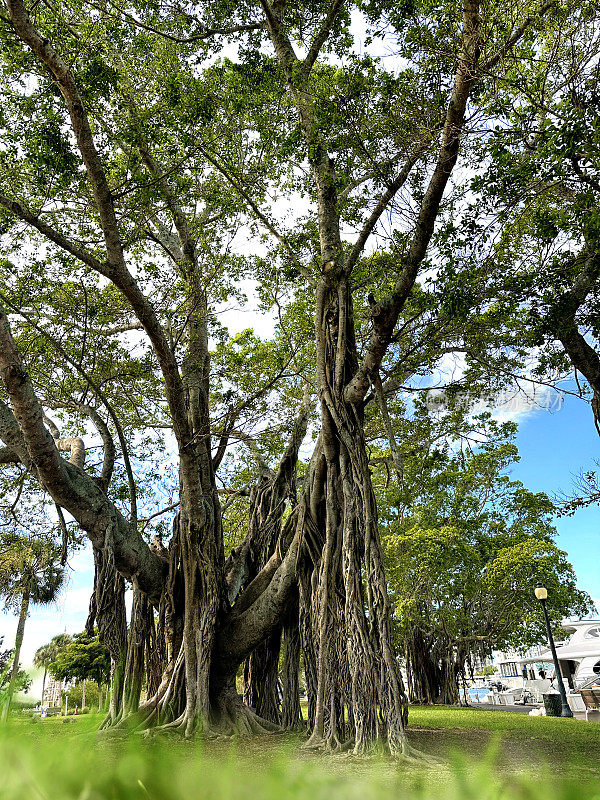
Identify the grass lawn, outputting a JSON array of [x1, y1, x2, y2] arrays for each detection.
[[1, 707, 599, 799]]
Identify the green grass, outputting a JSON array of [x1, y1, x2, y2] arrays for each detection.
[[0, 708, 599, 800], [407, 706, 600, 786]]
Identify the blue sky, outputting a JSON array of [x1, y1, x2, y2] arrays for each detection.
[[2, 381, 599, 679], [509, 389, 600, 607]]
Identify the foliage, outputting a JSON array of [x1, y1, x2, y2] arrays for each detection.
[[49, 632, 111, 687], [63, 679, 101, 710], [0, 636, 30, 696], [376, 417, 593, 693], [475, 665, 498, 677], [34, 633, 73, 673], [0, 538, 63, 717], [0, 0, 597, 748], [0, 536, 65, 612], [438, 7, 600, 446]]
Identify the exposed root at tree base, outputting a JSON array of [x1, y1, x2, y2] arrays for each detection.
[[302, 732, 354, 754], [398, 741, 443, 765], [303, 732, 441, 763], [111, 701, 285, 742]]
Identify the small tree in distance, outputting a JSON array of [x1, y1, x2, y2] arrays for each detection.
[[378, 421, 593, 705], [34, 634, 72, 707], [0, 538, 65, 721], [49, 632, 111, 710]]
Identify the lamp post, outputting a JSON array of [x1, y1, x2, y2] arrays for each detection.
[[534, 583, 573, 718]]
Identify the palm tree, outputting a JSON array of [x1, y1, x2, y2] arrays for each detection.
[[33, 633, 72, 707], [0, 538, 65, 721]]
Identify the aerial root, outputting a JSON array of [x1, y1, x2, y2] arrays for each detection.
[[135, 702, 283, 740], [326, 736, 354, 754], [398, 741, 443, 765], [145, 711, 188, 735], [302, 732, 354, 754], [302, 731, 326, 750], [218, 703, 284, 737]]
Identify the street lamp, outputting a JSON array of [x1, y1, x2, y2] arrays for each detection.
[[534, 583, 573, 718]]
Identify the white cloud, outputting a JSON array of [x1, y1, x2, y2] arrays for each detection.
[[423, 351, 565, 427]]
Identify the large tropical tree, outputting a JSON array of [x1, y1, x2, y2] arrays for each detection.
[[34, 632, 72, 706], [0, 0, 576, 754], [376, 421, 592, 704]]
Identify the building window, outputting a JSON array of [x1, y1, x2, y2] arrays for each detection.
[[500, 662, 519, 677]]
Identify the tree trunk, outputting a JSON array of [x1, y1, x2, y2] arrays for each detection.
[[88, 545, 128, 726], [405, 629, 441, 704], [243, 631, 282, 723], [121, 586, 149, 717], [299, 273, 408, 755], [1, 586, 30, 722], [281, 593, 303, 730], [440, 651, 460, 706]]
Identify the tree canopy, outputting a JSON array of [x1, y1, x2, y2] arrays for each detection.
[[49, 631, 111, 687], [377, 419, 592, 703], [0, 0, 597, 754]]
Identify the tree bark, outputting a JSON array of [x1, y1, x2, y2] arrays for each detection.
[[1, 586, 30, 722]]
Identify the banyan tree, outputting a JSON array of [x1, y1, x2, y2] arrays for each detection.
[[0, 0, 562, 755]]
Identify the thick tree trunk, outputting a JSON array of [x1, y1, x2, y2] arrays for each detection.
[[405, 629, 442, 704], [440, 654, 460, 706], [297, 273, 408, 755]]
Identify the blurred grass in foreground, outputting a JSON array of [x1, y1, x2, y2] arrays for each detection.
[[0, 710, 599, 800]]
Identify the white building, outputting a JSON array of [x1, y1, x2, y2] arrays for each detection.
[[42, 675, 64, 708]]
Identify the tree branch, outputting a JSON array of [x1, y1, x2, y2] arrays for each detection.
[[87, 0, 264, 44], [344, 140, 431, 274], [344, 0, 482, 403], [0, 193, 106, 272], [301, 0, 346, 76], [480, 0, 558, 73], [0, 305, 166, 600], [5, 0, 190, 450], [0, 294, 138, 522]]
